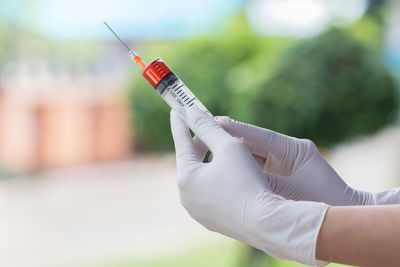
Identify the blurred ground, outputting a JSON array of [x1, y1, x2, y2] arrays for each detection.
[[0, 155, 229, 267], [329, 126, 400, 192], [0, 126, 399, 267]]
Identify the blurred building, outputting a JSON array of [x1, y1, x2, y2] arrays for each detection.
[[0, 57, 133, 172]]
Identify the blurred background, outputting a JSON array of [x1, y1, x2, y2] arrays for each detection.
[[0, 0, 399, 266]]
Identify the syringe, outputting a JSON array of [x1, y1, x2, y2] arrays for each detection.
[[103, 22, 212, 123]]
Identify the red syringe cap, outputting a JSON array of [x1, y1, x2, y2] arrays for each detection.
[[142, 58, 172, 88]]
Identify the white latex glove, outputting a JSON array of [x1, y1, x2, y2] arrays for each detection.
[[170, 106, 329, 266], [217, 116, 400, 206]]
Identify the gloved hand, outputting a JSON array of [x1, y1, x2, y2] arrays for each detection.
[[216, 117, 400, 206], [170, 106, 329, 266]]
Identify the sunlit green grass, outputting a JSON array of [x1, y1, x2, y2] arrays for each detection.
[[95, 242, 348, 267]]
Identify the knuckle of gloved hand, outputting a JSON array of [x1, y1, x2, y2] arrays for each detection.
[[192, 114, 218, 135], [265, 130, 278, 147], [215, 116, 231, 128], [215, 136, 244, 154], [176, 149, 196, 162], [176, 165, 202, 191], [301, 138, 317, 149], [299, 138, 320, 158]]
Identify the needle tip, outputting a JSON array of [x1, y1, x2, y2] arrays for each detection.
[[103, 20, 145, 69], [103, 21, 131, 52]]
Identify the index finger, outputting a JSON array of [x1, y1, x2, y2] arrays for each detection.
[[186, 106, 234, 152]]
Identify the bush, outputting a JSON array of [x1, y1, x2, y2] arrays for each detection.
[[128, 13, 291, 151], [128, 17, 398, 151], [253, 28, 398, 147]]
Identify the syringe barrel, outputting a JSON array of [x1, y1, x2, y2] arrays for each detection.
[[142, 58, 211, 122]]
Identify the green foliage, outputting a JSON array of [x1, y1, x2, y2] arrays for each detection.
[[0, 22, 20, 68], [347, 16, 382, 50], [253, 28, 398, 147], [129, 75, 174, 151], [128, 13, 292, 151], [128, 13, 398, 151]]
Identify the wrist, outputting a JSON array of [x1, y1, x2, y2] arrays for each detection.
[[345, 187, 400, 206], [255, 197, 330, 266], [241, 189, 284, 248], [347, 189, 376, 205], [373, 187, 400, 205]]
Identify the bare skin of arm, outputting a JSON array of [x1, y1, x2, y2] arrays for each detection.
[[316, 205, 400, 266]]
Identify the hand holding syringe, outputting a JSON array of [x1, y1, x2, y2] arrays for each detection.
[[104, 22, 212, 123]]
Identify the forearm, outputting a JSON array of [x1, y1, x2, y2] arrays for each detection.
[[316, 205, 400, 266]]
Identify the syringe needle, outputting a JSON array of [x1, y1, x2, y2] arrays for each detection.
[[103, 21, 131, 51], [103, 21, 147, 68]]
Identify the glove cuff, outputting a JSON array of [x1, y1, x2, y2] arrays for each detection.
[[349, 189, 376, 205], [373, 187, 400, 205], [253, 196, 330, 266]]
